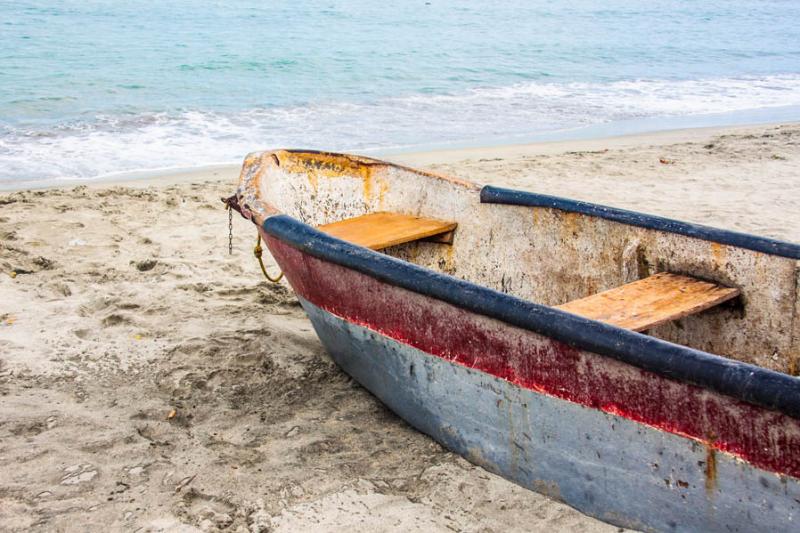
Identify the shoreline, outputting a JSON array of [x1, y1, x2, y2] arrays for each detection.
[[390, 119, 800, 167], [3, 119, 799, 193]]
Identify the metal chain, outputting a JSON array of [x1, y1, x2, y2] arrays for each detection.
[[223, 198, 282, 282], [227, 205, 233, 255]]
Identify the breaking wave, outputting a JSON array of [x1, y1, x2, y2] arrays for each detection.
[[3, 74, 800, 186]]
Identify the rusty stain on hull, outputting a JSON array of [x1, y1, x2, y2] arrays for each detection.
[[711, 242, 727, 266], [790, 265, 800, 376], [284, 151, 375, 180], [377, 177, 390, 210], [705, 445, 717, 494]]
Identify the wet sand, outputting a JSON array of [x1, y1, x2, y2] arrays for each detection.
[[1, 123, 798, 532]]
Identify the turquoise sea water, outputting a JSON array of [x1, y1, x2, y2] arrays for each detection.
[[2, 0, 800, 186]]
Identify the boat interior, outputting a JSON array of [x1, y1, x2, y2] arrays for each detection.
[[240, 149, 800, 375]]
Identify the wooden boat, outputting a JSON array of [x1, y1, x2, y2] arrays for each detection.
[[228, 149, 800, 532]]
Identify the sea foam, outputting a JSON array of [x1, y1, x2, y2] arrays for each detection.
[[2, 75, 800, 186]]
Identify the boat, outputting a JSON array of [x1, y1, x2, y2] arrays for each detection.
[[227, 149, 800, 532]]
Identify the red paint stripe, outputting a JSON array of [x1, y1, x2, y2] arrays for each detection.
[[267, 235, 800, 478]]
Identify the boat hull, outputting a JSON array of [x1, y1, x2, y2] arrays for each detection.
[[261, 229, 800, 532], [302, 295, 799, 532]]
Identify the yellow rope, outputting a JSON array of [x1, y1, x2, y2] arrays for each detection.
[[254, 233, 284, 283]]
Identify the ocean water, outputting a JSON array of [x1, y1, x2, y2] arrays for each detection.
[[2, 0, 800, 187]]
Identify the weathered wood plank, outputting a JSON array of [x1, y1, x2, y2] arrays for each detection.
[[318, 212, 457, 251], [556, 272, 740, 332]]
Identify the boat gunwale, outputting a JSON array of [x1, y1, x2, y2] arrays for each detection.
[[242, 149, 800, 259], [481, 185, 800, 260], [261, 213, 800, 421], [280, 148, 481, 189]]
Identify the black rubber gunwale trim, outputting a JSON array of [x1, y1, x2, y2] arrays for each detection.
[[263, 214, 800, 419], [480, 185, 800, 260]]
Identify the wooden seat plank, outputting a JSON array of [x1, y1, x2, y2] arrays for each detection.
[[318, 212, 457, 251], [556, 272, 740, 332]]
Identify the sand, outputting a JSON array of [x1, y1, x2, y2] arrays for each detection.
[[1, 122, 798, 532]]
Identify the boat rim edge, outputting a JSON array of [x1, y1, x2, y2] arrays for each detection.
[[481, 185, 800, 260]]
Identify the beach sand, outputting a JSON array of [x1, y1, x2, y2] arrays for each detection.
[[1, 123, 798, 532]]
